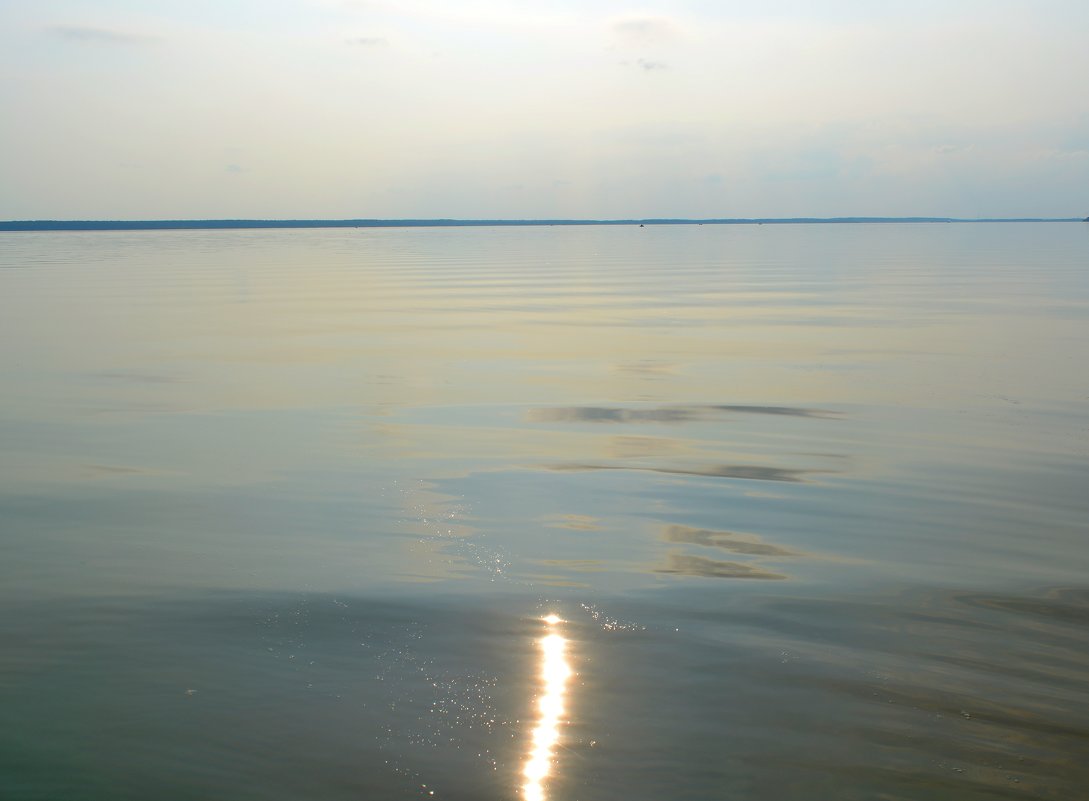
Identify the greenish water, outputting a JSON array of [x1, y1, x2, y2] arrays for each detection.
[[1, 224, 1087, 799]]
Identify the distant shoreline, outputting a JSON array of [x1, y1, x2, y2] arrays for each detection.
[[0, 217, 1082, 232]]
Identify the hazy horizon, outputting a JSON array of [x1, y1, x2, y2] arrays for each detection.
[[1, 215, 1085, 230], [2, 1, 1088, 220]]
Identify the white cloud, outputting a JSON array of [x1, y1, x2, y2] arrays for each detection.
[[2, 0, 1086, 218], [48, 24, 160, 44], [610, 16, 680, 44], [345, 36, 388, 46]]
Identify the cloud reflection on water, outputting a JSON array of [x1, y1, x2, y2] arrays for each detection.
[[664, 524, 800, 557], [656, 553, 788, 580], [547, 463, 817, 482], [528, 404, 838, 424]]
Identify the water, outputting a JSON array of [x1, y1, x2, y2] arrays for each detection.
[[1, 223, 1087, 799]]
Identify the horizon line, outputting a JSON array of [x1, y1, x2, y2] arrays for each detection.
[[1, 216, 1085, 232]]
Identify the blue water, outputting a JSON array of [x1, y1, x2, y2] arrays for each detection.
[[1, 223, 1087, 799]]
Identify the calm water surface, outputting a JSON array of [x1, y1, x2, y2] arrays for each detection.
[[1, 224, 1087, 799]]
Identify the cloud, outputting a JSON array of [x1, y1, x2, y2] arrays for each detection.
[[318, 0, 576, 31], [311, 0, 384, 9], [934, 143, 975, 155], [346, 36, 389, 47], [1037, 148, 1089, 162], [611, 16, 679, 44], [48, 25, 159, 45]]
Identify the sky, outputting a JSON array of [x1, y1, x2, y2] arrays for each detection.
[[1, 0, 1087, 219]]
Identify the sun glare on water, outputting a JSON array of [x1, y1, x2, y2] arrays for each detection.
[[523, 615, 572, 801]]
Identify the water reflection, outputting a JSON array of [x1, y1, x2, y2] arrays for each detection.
[[607, 435, 683, 459], [541, 514, 603, 531], [548, 462, 818, 482], [528, 404, 838, 424], [5, 223, 1089, 799], [663, 524, 800, 557], [523, 614, 572, 801], [656, 553, 788, 580]]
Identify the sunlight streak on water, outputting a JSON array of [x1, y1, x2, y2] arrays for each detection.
[[523, 615, 572, 801]]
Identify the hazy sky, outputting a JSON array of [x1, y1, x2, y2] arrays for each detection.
[[2, 1, 1087, 219]]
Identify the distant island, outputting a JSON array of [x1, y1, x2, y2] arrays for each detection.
[[0, 217, 1083, 232]]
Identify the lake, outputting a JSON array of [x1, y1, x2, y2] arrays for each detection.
[[1, 223, 1087, 800]]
